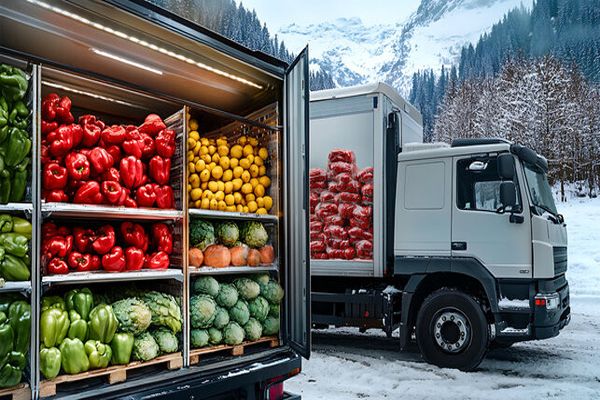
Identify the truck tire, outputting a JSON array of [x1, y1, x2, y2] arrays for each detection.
[[416, 289, 489, 371]]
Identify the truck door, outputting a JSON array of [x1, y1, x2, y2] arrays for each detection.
[[284, 47, 310, 358], [452, 155, 532, 278]]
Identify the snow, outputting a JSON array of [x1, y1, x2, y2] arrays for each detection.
[[498, 297, 530, 310], [287, 197, 600, 399]]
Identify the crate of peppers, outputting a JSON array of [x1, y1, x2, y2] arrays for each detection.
[[41, 93, 175, 208], [40, 287, 182, 380], [42, 221, 173, 275]]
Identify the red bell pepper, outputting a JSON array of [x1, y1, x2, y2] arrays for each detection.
[[151, 223, 173, 254], [101, 181, 124, 204], [102, 246, 126, 272], [154, 185, 174, 209], [136, 184, 156, 207], [73, 227, 96, 253], [43, 163, 68, 190], [122, 127, 144, 159], [41, 120, 58, 136], [48, 258, 69, 275], [92, 225, 116, 255], [120, 222, 148, 250], [41, 94, 59, 121], [120, 156, 145, 189], [74, 181, 103, 204], [42, 223, 71, 240], [79, 115, 105, 130], [140, 134, 155, 160], [90, 255, 101, 271], [42, 235, 73, 259], [101, 125, 126, 145], [125, 247, 145, 271], [123, 195, 137, 208], [148, 156, 171, 185], [71, 124, 83, 147], [43, 189, 69, 203], [144, 251, 170, 269], [155, 129, 176, 158], [42, 94, 74, 124], [138, 114, 166, 137], [79, 115, 104, 147], [88, 147, 114, 175], [106, 145, 122, 165], [47, 125, 75, 157], [67, 252, 98, 272], [101, 167, 120, 183], [65, 152, 91, 181]]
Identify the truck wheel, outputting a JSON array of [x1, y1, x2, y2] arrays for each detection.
[[416, 289, 489, 371]]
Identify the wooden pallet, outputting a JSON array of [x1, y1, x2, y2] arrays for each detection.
[[189, 336, 279, 365], [39, 353, 183, 398], [0, 384, 30, 400]]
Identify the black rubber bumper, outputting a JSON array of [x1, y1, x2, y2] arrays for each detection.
[[533, 281, 571, 340]]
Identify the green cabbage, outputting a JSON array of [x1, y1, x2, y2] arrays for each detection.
[[248, 296, 269, 322], [215, 283, 238, 308], [234, 278, 260, 300], [262, 316, 280, 336], [112, 297, 152, 335], [190, 295, 216, 328], [228, 300, 250, 326], [191, 329, 209, 348], [269, 303, 280, 318], [223, 322, 245, 345], [261, 280, 284, 304], [208, 327, 223, 345], [252, 273, 271, 287], [151, 328, 179, 354], [243, 318, 263, 341], [190, 219, 215, 250], [193, 276, 220, 297], [213, 306, 230, 330], [215, 222, 239, 247], [133, 332, 159, 361], [240, 222, 268, 248]]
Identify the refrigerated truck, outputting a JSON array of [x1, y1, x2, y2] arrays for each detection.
[[309, 83, 570, 371], [1, 0, 309, 398]]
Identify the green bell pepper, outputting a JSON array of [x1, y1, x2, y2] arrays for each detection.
[[67, 310, 88, 342], [0, 172, 11, 206], [0, 355, 22, 388], [0, 294, 20, 313], [65, 288, 94, 321], [0, 233, 29, 257], [0, 311, 6, 325], [9, 157, 28, 203], [39, 346, 61, 380], [84, 340, 112, 369], [3, 128, 31, 168], [40, 307, 69, 348], [0, 250, 29, 281], [10, 217, 31, 237], [87, 304, 118, 344], [8, 301, 30, 354], [0, 215, 13, 233], [110, 332, 134, 365], [0, 126, 7, 146], [0, 321, 14, 357], [41, 296, 65, 311], [59, 338, 89, 374], [0, 65, 28, 102]]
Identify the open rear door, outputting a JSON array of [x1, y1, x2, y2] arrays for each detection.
[[284, 47, 310, 358]]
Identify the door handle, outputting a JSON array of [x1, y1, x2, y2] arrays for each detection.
[[452, 242, 467, 251]]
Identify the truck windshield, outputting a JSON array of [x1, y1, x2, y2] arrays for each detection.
[[523, 165, 558, 216]]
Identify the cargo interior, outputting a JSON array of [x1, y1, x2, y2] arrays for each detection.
[[0, 0, 289, 396]]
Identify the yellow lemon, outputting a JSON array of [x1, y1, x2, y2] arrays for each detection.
[[259, 176, 271, 187], [200, 138, 209, 146], [218, 145, 229, 157], [200, 145, 209, 155], [247, 201, 258, 213], [243, 206, 249, 213], [242, 144, 254, 157], [201, 198, 210, 209], [258, 147, 268, 160], [189, 129, 200, 141], [226, 205, 236, 212], [241, 183, 253, 195], [236, 204, 244, 212], [219, 156, 230, 170], [195, 159, 206, 172], [241, 170, 251, 183], [215, 191, 225, 201], [209, 198, 218, 210], [207, 162, 216, 172], [201, 182, 208, 190], [224, 181, 233, 194], [217, 200, 227, 211], [189, 173, 200, 187], [194, 199, 202, 208], [256, 197, 264, 208], [211, 166, 223, 180], [190, 188, 202, 201], [208, 145, 216, 155], [188, 162, 196, 174], [250, 178, 259, 188], [201, 154, 211, 164], [208, 181, 218, 193], [217, 181, 225, 192], [256, 208, 267, 215], [187, 151, 194, 162], [194, 142, 201, 154], [233, 192, 243, 204], [187, 137, 197, 150], [216, 138, 228, 147], [233, 166, 244, 179], [239, 158, 250, 170], [222, 169, 233, 182], [202, 190, 213, 200], [193, 156, 200, 163], [263, 196, 273, 211], [249, 164, 259, 178], [230, 145, 243, 159], [187, 184, 192, 192], [238, 136, 247, 145], [211, 153, 220, 163], [230, 158, 239, 169], [225, 194, 235, 206], [245, 193, 255, 203], [232, 178, 243, 191], [254, 156, 263, 167], [189, 119, 199, 131], [246, 154, 255, 164], [249, 137, 259, 146], [200, 169, 210, 182], [254, 184, 265, 198]]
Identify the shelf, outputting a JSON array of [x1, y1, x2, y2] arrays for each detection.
[[0, 203, 33, 213], [42, 203, 183, 220], [189, 265, 278, 275], [42, 269, 184, 285], [0, 281, 31, 293], [189, 208, 278, 223]]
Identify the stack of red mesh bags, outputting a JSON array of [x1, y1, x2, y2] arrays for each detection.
[[309, 149, 373, 260]]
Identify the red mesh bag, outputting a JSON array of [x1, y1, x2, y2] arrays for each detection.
[[361, 183, 373, 198], [347, 227, 373, 240], [338, 203, 356, 219], [326, 238, 352, 250], [310, 232, 326, 242], [310, 168, 327, 183], [315, 202, 338, 220], [310, 192, 320, 208], [310, 221, 324, 232], [310, 180, 327, 190], [353, 205, 373, 220], [342, 247, 356, 260], [325, 247, 345, 259], [312, 252, 329, 259], [338, 192, 361, 203], [355, 240, 373, 259], [322, 215, 344, 226], [310, 240, 326, 254], [328, 149, 356, 164], [327, 181, 339, 193], [357, 167, 374, 184], [323, 225, 348, 239], [319, 191, 336, 203], [328, 161, 355, 176], [335, 172, 353, 184]]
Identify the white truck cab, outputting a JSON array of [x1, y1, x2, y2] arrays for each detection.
[[310, 83, 570, 371]]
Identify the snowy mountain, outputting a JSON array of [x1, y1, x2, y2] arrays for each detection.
[[278, 0, 530, 92]]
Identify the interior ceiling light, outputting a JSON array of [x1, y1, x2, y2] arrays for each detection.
[[26, 0, 264, 89], [92, 48, 163, 75], [42, 81, 143, 108]]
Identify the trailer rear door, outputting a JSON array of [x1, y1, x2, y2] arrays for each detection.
[[284, 47, 310, 358]]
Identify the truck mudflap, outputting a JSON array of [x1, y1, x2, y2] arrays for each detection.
[[59, 350, 301, 400]]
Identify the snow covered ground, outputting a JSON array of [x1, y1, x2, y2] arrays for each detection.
[[287, 197, 600, 399]]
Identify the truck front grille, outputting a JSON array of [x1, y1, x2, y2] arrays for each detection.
[[553, 246, 568, 276]]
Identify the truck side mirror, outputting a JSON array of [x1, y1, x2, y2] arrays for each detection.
[[497, 154, 515, 180], [500, 181, 517, 209]]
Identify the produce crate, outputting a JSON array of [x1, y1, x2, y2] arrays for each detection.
[[39, 353, 183, 398], [189, 336, 279, 365], [0, 384, 31, 400]]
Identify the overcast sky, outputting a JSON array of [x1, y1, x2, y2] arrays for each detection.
[[238, 0, 420, 32]]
